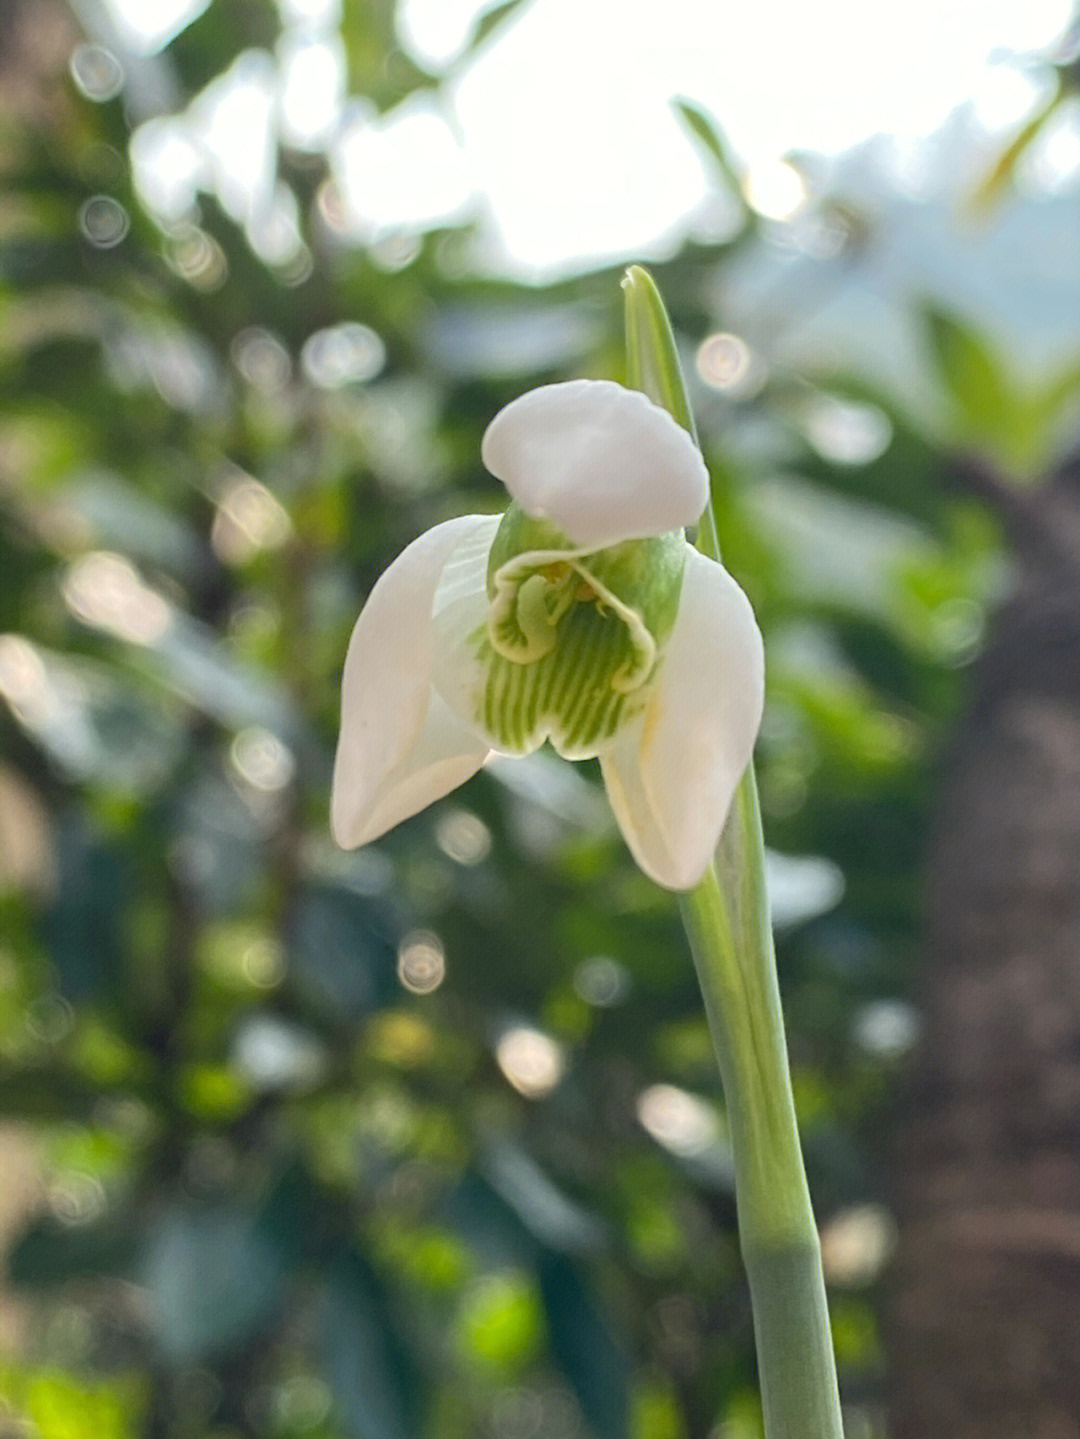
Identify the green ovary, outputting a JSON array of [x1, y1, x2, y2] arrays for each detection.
[[476, 508, 686, 759]]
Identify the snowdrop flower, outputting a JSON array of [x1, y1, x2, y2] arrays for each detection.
[[331, 380, 763, 890]]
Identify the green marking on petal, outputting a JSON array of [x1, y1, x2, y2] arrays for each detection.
[[572, 565, 656, 692], [473, 502, 688, 759], [488, 551, 578, 661]]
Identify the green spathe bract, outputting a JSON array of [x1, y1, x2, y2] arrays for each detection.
[[477, 503, 686, 756], [623, 263, 845, 1437]]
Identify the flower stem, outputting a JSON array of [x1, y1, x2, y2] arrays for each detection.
[[680, 775, 843, 1438], [623, 265, 843, 1437]]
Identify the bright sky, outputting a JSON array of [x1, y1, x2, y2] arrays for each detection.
[[103, 0, 1077, 277]]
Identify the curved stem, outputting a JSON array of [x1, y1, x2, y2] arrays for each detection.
[[623, 264, 843, 1436], [681, 776, 843, 1438]]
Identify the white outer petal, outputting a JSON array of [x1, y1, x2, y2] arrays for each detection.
[[481, 380, 709, 549], [600, 548, 764, 890], [331, 516, 494, 849], [428, 514, 515, 749]]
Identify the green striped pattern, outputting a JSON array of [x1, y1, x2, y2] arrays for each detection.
[[476, 594, 651, 758], [472, 503, 689, 759], [488, 563, 576, 662]]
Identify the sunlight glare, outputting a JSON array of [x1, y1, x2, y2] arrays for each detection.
[[189, 51, 277, 226], [301, 322, 386, 388], [79, 196, 130, 249], [853, 999, 922, 1059], [234, 1014, 327, 1089], [637, 1083, 720, 1159], [971, 63, 1053, 133], [62, 553, 174, 646], [332, 98, 475, 235], [118, 0, 1076, 275], [231, 329, 293, 392], [744, 159, 808, 221], [695, 332, 765, 398], [165, 225, 229, 290], [102, 0, 210, 54], [131, 118, 204, 221], [211, 475, 293, 565], [70, 43, 124, 101], [495, 1026, 565, 1098], [279, 36, 345, 148], [230, 728, 296, 792], [1027, 101, 1080, 191], [397, 931, 447, 994], [802, 396, 894, 466], [434, 809, 492, 865], [820, 1204, 897, 1286], [396, 0, 490, 68], [279, 0, 341, 23], [0, 636, 51, 721], [451, 0, 708, 272], [248, 183, 307, 267], [427, 0, 1075, 273]]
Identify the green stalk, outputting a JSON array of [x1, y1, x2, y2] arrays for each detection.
[[622, 266, 843, 1438]]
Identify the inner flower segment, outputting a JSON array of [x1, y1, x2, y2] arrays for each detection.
[[475, 507, 686, 759]]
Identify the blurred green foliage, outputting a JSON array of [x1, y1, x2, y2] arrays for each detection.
[[1, 3, 1078, 1438]]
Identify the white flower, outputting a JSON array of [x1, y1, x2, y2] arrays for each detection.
[[331, 379, 764, 891]]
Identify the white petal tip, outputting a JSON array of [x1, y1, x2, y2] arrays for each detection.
[[600, 549, 764, 891], [331, 515, 497, 849]]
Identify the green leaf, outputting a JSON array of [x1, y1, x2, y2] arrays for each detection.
[[672, 98, 746, 202], [483, 1140, 606, 1254], [290, 883, 398, 1021], [1004, 358, 1080, 478], [457, 1269, 545, 1372], [8, 1214, 141, 1287], [621, 266, 697, 438], [926, 308, 1080, 477], [59, 473, 204, 577], [1, 1366, 146, 1439], [969, 82, 1065, 214], [139, 1201, 289, 1361], [319, 1253, 424, 1439], [167, 1, 279, 96], [339, 0, 433, 107], [440, 1172, 536, 1269], [463, 0, 532, 55], [925, 310, 1013, 446], [538, 1252, 632, 1439], [622, 265, 721, 561], [43, 822, 127, 1003]]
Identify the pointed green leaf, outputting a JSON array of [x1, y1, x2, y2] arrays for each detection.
[[969, 82, 1065, 214], [320, 1253, 425, 1439], [464, 0, 532, 55], [672, 97, 747, 204], [622, 265, 720, 560], [925, 309, 1013, 444], [539, 1252, 631, 1439]]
